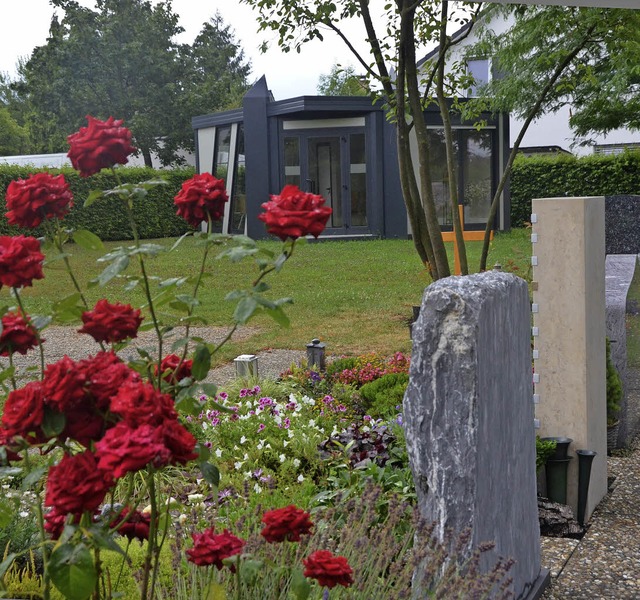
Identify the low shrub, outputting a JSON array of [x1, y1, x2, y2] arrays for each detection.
[[358, 372, 410, 418]]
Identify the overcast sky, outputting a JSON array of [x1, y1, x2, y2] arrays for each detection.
[[0, 0, 378, 100]]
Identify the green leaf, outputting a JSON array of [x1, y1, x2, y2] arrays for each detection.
[[73, 229, 104, 252], [53, 292, 82, 311], [31, 315, 52, 330], [123, 279, 140, 292], [170, 231, 192, 252], [191, 344, 211, 381], [41, 408, 66, 438], [0, 497, 16, 528], [225, 290, 245, 302], [253, 281, 270, 293], [96, 255, 130, 286], [86, 526, 127, 557], [0, 552, 18, 580], [240, 558, 264, 586], [0, 366, 16, 383], [274, 252, 288, 273], [200, 461, 220, 487], [217, 245, 259, 262], [233, 296, 259, 324], [84, 189, 104, 208], [0, 467, 23, 479], [49, 542, 97, 600], [22, 466, 48, 490], [202, 581, 227, 600], [290, 566, 311, 600], [265, 306, 290, 328], [197, 382, 218, 397], [174, 392, 205, 416]]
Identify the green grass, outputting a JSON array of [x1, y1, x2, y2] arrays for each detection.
[[5, 229, 532, 359]]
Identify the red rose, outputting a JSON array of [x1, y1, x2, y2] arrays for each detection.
[[42, 355, 87, 412], [62, 405, 106, 447], [174, 173, 228, 227], [0, 430, 23, 463], [261, 505, 314, 543], [161, 419, 198, 464], [1, 381, 45, 442], [45, 451, 112, 514], [78, 351, 139, 410], [0, 235, 45, 289], [78, 299, 143, 344], [110, 507, 152, 543], [155, 353, 193, 385], [303, 550, 354, 589], [0, 311, 40, 356], [5, 172, 73, 228], [109, 380, 177, 427], [67, 115, 136, 177], [186, 528, 245, 570], [95, 422, 171, 479], [258, 185, 332, 241], [44, 508, 83, 540]]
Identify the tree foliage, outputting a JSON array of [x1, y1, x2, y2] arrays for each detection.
[[7, 0, 250, 166], [241, 0, 489, 279], [317, 63, 369, 96]]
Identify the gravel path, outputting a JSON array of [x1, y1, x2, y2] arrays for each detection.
[[0, 325, 306, 386]]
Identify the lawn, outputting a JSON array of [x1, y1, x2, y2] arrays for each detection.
[[6, 228, 532, 360]]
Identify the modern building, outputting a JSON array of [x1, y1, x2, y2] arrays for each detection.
[[192, 76, 510, 239]]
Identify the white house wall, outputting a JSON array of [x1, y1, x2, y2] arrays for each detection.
[[442, 12, 639, 155]]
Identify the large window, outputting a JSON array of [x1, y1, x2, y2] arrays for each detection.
[[428, 128, 494, 227], [467, 59, 490, 98], [229, 125, 246, 234]]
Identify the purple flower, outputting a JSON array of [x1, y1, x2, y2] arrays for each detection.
[[322, 395, 334, 405], [258, 423, 266, 432], [336, 404, 346, 412], [253, 468, 263, 479], [283, 418, 291, 429]]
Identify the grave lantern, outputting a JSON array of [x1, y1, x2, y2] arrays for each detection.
[[306, 338, 326, 371], [234, 354, 259, 378]]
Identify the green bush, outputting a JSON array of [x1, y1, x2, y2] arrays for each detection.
[[606, 338, 623, 426], [358, 372, 410, 418], [535, 436, 557, 473], [510, 151, 640, 228], [0, 165, 195, 240]]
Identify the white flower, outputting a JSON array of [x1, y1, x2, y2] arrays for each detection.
[[288, 429, 294, 438], [257, 441, 264, 450], [240, 436, 247, 444], [279, 454, 286, 463], [178, 514, 188, 525], [187, 493, 204, 503], [308, 419, 316, 428], [254, 483, 263, 493], [283, 440, 289, 447], [234, 461, 243, 470], [202, 422, 209, 430], [215, 448, 223, 458], [266, 443, 272, 449], [293, 458, 301, 468], [19, 511, 29, 518], [245, 471, 252, 479], [297, 474, 305, 482]]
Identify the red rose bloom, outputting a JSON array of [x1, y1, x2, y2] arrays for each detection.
[[186, 528, 245, 570], [0, 235, 45, 289], [45, 451, 112, 515], [174, 173, 228, 227], [1, 381, 45, 442], [109, 380, 177, 427], [0, 430, 23, 463], [42, 356, 87, 412], [303, 550, 354, 589], [95, 422, 171, 479], [0, 311, 40, 356], [161, 419, 198, 464], [261, 505, 314, 543], [5, 172, 73, 228], [110, 507, 152, 543], [67, 115, 136, 177], [156, 353, 193, 385], [44, 509, 83, 540], [78, 299, 143, 344], [258, 185, 332, 241], [79, 351, 139, 410], [62, 406, 106, 447]]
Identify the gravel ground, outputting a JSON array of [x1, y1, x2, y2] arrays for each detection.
[[0, 325, 306, 386]]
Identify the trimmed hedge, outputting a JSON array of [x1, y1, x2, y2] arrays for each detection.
[[510, 151, 640, 228], [0, 165, 196, 240]]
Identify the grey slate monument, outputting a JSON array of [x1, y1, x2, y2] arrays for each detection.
[[403, 271, 548, 599]]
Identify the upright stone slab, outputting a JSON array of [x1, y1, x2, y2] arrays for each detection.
[[404, 271, 546, 599], [532, 197, 607, 520]]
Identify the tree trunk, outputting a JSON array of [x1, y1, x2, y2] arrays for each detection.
[[142, 147, 153, 169]]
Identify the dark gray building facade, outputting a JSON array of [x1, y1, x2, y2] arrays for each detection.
[[192, 76, 510, 239]]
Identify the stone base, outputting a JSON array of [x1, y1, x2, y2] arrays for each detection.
[[523, 568, 551, 600]]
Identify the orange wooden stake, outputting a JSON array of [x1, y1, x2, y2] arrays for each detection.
[[441, 205, 494, 275]]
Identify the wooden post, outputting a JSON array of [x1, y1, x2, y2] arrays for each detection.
[[441, 206, 494, 275]]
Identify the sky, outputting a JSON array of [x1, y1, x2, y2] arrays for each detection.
[[0, 0, 378, 100]]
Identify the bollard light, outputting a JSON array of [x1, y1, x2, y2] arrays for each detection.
[[306, 338, 326, 371], [234, 354, 259, 378]]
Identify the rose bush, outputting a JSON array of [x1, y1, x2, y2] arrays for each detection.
[[0, 114, 339, 600], [303, 550, 354, 590]]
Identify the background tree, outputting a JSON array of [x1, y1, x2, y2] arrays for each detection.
[[11, 0, 250, 167], [241, 0, 486, 280], [467, 5, 635, 269], [317, 63, 369, 96]]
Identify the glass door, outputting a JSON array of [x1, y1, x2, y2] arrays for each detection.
[[282, 130, 368, 234]]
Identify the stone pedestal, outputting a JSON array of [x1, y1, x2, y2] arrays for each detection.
[[404, 271, 545, 599], [532, 196, 607, 520]]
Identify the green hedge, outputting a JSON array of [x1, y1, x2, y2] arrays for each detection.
[[510, 151, 640, 228], [0, 165, 196, 240]]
